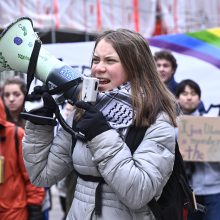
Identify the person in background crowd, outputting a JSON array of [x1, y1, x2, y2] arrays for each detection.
[[2, 76, 51, 220], [0, 97, 45, 220], [154, 49, 178, 95], [176, 79, 220, 220], [154, 50, 205, 114], [2, 76, 26, 128], [22, 29, 177, 220]]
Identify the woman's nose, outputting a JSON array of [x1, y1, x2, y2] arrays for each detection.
[[8, 94, 15, 101], [95, 62, 106, 72]]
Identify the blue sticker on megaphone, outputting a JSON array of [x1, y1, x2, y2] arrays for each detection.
[[14, 37, 23, 45]]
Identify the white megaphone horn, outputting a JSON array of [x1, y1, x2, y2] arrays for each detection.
[[0, 17, 98, 103]]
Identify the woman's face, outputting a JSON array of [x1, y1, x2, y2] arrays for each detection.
[[91, 39, 128, 91], [3, 84, 25, 113]]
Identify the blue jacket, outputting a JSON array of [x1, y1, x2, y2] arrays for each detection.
[[166, 76, 178, 96]]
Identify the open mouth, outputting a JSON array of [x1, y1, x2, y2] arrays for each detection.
[[98, 78, 110, 85]]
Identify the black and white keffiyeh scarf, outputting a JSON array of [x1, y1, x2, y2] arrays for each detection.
[[95, 82, 134, 130]]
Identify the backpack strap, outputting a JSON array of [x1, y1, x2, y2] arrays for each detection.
[[76, 172, 105, 215], [125, 125, 147, 154], [148, 198, 162, 220], [14, 126, 19, 153]]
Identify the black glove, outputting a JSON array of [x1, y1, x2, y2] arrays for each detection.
[[28, 205, 44, 220], [29, 91, 57, 118], [21, 85, 58, 126], [75, 101, 111, 140]]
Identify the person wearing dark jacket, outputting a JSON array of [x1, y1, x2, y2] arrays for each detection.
[[154, 50, 205, 114], [154, 50, 178, 95], [176, 79, 220, 220]]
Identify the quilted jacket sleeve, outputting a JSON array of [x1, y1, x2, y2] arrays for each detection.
[[17, 127, 45, 205], [88, 113, 176, 210], [22, 114, 75, 187]]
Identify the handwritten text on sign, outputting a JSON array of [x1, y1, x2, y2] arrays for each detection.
[[178, 116, 220, 162]]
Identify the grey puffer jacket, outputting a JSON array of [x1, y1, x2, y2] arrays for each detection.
[[22, 112, 176, 220]]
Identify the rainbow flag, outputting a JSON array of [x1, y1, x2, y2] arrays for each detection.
[[148, 28, 220, 69]]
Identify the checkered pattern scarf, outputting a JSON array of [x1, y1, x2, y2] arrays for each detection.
[[95, 82, 134, 129]]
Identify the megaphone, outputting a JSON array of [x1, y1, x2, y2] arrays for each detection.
[[0, 17, 98, 103]]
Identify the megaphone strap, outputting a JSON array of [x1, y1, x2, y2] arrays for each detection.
[[55, 110, 86, 142], [25, 39, 41, 100]]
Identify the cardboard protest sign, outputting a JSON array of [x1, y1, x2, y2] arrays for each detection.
[[178, 116, 220, 162]]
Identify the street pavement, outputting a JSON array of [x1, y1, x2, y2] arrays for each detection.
[[49, 185, 65, 220]]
